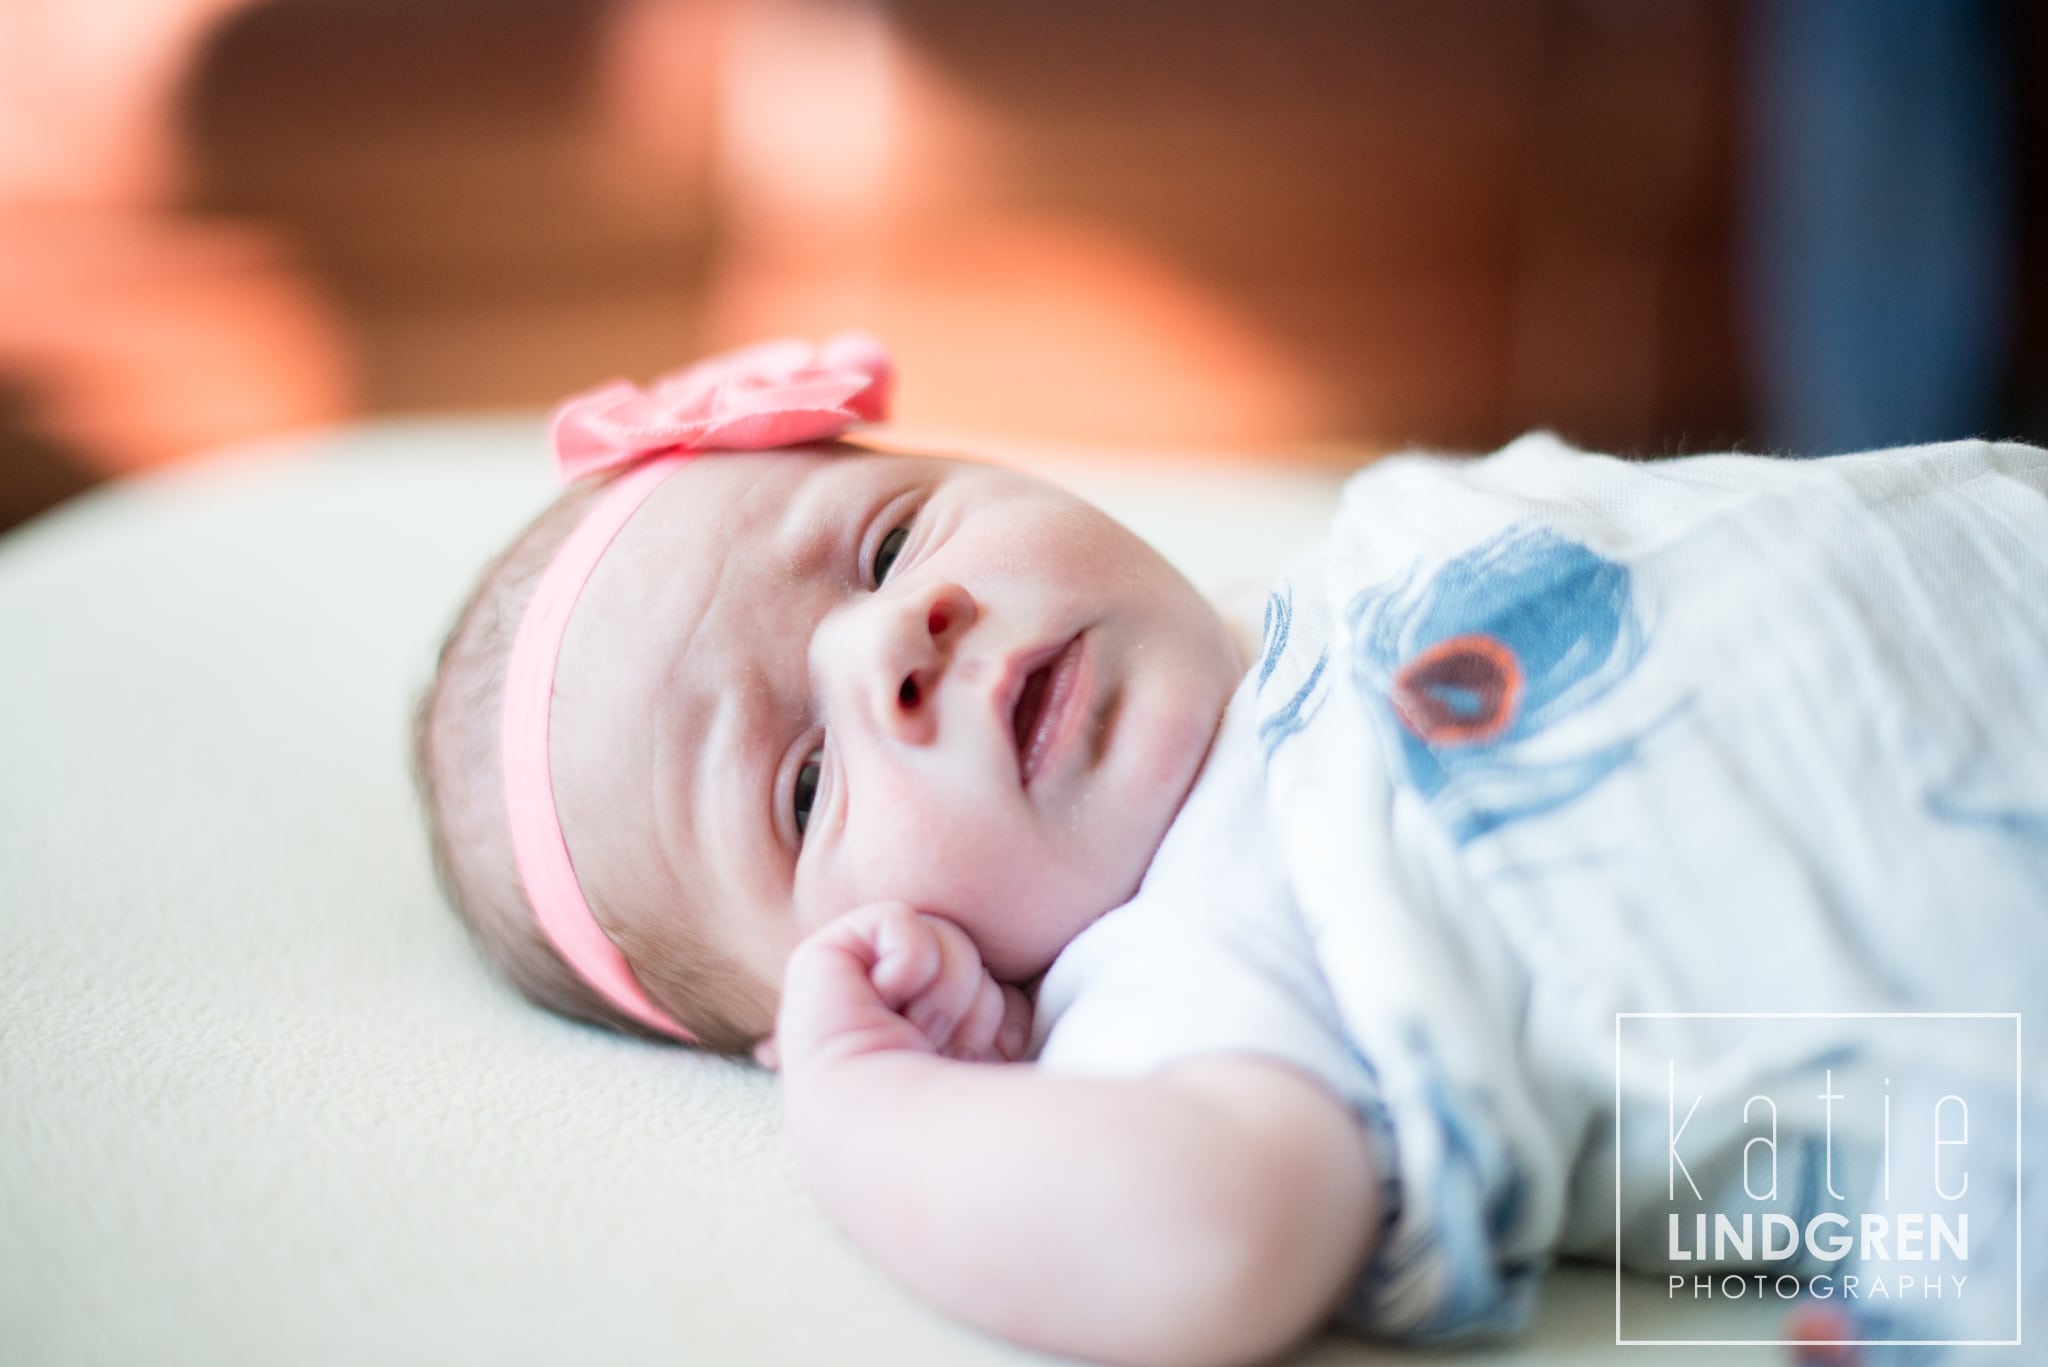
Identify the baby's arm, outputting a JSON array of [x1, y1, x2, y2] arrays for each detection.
[[772, 903, 1382, 1367]]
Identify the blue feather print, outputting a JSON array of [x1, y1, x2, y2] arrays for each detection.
[[1347, 525, 1662, 844]]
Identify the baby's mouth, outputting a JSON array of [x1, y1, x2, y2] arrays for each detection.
[[1011, 634, 1085, 788]]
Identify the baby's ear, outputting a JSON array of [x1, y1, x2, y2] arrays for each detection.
[[751, 1034, 781, 1071]]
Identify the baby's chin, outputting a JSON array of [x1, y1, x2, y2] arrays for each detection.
[[977, 872, 1147, 985]]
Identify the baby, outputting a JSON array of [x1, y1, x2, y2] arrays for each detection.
[[417, 336, 2048, 1366]]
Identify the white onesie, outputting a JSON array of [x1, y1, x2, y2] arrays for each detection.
[[1032, 435, 2048, 1345]]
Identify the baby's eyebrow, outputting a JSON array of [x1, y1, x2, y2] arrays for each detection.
[[774, 462, 853, 584], [649, 665, 719, 899], [681, 676, 784, 888]]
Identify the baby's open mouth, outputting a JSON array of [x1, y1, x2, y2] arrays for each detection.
[[1012, 634, 1085, 788]]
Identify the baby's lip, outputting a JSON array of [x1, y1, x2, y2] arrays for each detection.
[[1000, 633, 1087, 789]]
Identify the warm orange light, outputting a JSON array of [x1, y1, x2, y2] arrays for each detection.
[[0, 214, 352, 475], [0, 0, 353, 477], [699, 0, 1327, 449]]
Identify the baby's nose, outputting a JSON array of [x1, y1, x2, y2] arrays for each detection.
[[873, 581, 977, 745]]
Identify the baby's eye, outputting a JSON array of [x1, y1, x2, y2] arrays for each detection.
[[872, 526, 910, 585], [793, 747, 823, 837]]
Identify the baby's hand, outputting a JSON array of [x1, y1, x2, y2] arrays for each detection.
[[762, 902, 1032, 1074]]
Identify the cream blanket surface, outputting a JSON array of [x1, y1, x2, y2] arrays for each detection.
[[0, 419, 1777, 1365]]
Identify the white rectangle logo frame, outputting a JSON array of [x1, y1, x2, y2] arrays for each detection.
[[1613, 1011, 2022, 1349]]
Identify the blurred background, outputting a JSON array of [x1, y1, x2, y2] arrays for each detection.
[[3, 0, 2044, 531]]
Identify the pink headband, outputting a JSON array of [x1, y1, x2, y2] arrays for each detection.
[[501, 335, 892, 1041]]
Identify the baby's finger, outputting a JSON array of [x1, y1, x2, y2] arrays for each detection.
[[903, 917, 987, 1049], [996, 983, 1033, 1062], [956, 980, 1033, 1063], [938, 971, 1011, 1062], [776, 907, 933, 1068], [866, 902, 944, 1009]]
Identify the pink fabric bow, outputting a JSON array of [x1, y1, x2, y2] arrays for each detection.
[[549, 332, 894, 482]]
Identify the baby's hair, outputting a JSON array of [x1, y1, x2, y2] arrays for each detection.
[[412, 475, 776, 1057]]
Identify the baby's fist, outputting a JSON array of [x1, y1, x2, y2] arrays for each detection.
[[770, 902, 1032, 1073], [868, 904, 1031, 1062]]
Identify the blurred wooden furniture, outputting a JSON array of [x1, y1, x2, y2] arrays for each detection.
[[5, 0, 1956, 528], [705, 0, 1739, 453]]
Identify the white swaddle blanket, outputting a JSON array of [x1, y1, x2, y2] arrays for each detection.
[[1253, 434, 2048, 1343]]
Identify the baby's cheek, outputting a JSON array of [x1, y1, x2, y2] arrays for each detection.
[[791, 807, 932, 925], [855, 767, 974, 876]]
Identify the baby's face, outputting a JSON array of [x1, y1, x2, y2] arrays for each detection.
[[548, 448, 1244, 1009]]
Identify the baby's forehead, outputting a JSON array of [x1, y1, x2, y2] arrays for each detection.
[[643, 447, 961, 585], [581, 445, 929, 687], [661, 447, 835, 524], [646, 445, 915, 538]]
